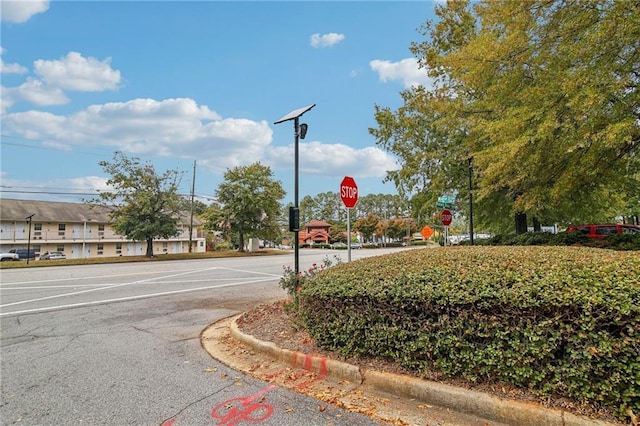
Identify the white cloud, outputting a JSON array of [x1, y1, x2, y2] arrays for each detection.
[[310, 32, 345, 48], [2, 98, 274, 172], [68, 176, 111, 192], [266, 141, 398, 178], [1, 86, 15, 113], [34, 52, 122, 91], [7, 77, 69, 106], [0, 58, 27, 74], [1, 51, 123, 112], [0, 47, 27, 74], [0, 172, 109, 202], [370, 58, 433, 89], [1, 0, 49, 23]]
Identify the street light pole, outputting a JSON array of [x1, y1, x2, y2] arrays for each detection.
[[274, 104, 315, 278], [26, 214, 34, 264], [293, 116, 300, 275]]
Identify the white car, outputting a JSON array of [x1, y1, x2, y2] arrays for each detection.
[[0, 252, 20, 261], [40, 251, 66, 260]]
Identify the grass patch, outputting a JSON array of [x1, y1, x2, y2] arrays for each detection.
[[0, 249, 288, 269]]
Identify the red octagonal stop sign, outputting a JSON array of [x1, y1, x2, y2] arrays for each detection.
[[441, 209, 453, 226], [340, 176, 358, 208]]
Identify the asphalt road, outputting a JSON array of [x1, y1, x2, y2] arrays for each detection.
[[0, 247, 417, 426]]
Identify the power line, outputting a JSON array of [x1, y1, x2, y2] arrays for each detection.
[[0, 189, 100, 196], [1, 136, 109, 157], [0, 188, 217, 200]]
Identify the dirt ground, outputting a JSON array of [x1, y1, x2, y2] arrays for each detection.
[[234, 300, 627, 425]]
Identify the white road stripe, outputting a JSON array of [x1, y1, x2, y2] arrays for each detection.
[[0, 266, 221, 309], [0, 277, 277, 317]]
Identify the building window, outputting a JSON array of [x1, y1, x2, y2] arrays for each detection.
[[162, 242, 168, 253], [97, 244, 104, 255], [98, 224, 105, 237], [116, 243, 122, 255], [57, 245, 64, 252], [34, 223, 42, 231], [58, 224, 66, 237]]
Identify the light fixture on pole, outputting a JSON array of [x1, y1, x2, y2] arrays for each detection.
[[274, 104, 315, 280]]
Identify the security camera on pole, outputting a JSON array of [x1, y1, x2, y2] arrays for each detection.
[[340, 176, 358, 262], [274, 104, 315, 278]]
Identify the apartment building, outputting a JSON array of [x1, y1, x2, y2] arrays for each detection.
[[0, 199, 206, 259]]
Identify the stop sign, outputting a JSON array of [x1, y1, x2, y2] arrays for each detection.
[[340, 176, 358, 208], [441, 209, 453, 226]]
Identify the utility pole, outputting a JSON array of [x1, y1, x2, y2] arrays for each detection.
[[188, 160, 196, 253]]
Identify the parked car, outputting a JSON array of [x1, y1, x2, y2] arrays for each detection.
[[0, 251, 20, 261], [40, 251, 66, 260], [330, 242, 347, 249], [9, 249, 37, 260], [566, 224, 640, 239]]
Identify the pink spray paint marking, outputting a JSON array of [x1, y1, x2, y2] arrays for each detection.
[[211, 384, 277, 426]]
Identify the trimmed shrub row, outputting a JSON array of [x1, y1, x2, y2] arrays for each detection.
[[298, 246, 640, 421], [463, 231, 640, 250]]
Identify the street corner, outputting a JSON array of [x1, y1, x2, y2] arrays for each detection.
[[199, 315, 504, 426], [200, 315, 273, 375]]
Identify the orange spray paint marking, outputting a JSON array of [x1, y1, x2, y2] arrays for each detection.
[[211, 384, 277, 426]]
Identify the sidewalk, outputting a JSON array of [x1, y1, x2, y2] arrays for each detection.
[[201, 315, 618, 426]]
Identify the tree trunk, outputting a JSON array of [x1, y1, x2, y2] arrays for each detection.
[[237, 232, 245, 252], [146, 238, 154, 257], [515, 212, 528, 234], [533, 217, 541, 232]]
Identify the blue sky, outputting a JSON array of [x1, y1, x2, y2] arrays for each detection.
[[1, 0, 439, 205]]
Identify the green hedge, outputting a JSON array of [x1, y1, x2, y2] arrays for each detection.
[[298, 246, 640, 420], [467, 231, 640, 250]]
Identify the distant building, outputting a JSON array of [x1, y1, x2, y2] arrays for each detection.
[[299, 220, 331, 245], [0, 199, 206, 259]]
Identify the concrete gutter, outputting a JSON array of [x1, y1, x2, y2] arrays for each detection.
[[228, 315, 618, 426]]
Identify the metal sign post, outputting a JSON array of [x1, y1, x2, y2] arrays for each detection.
[[340, 176, 358, 262]]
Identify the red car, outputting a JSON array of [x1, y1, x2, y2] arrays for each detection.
[[566, 224, 640, 239]]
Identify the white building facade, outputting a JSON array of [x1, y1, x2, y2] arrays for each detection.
[[0, 199, 206, 259]]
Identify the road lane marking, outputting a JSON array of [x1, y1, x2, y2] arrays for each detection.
[[0, 266, 222, 309], [0, 268, 218, 286], [1, 277, 263, 290], [0, 277, 277, 317]]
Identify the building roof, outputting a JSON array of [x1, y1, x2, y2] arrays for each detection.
[[0, 198, 200, 225], [305, 220, 332, 228]]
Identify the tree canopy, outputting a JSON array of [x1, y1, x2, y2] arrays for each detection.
[[371, 0, 640, 232], [90, 151, 183, 257], [214, 162, 286, 251]]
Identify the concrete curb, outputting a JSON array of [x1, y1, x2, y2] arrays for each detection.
[[228, 315, 617, 426]]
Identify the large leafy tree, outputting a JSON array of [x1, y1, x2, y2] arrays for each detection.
[[371, 0, 640, 232], [215, 162, 286, 252], [355, 213, 381, 242], [91, 152, 182, 257]]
